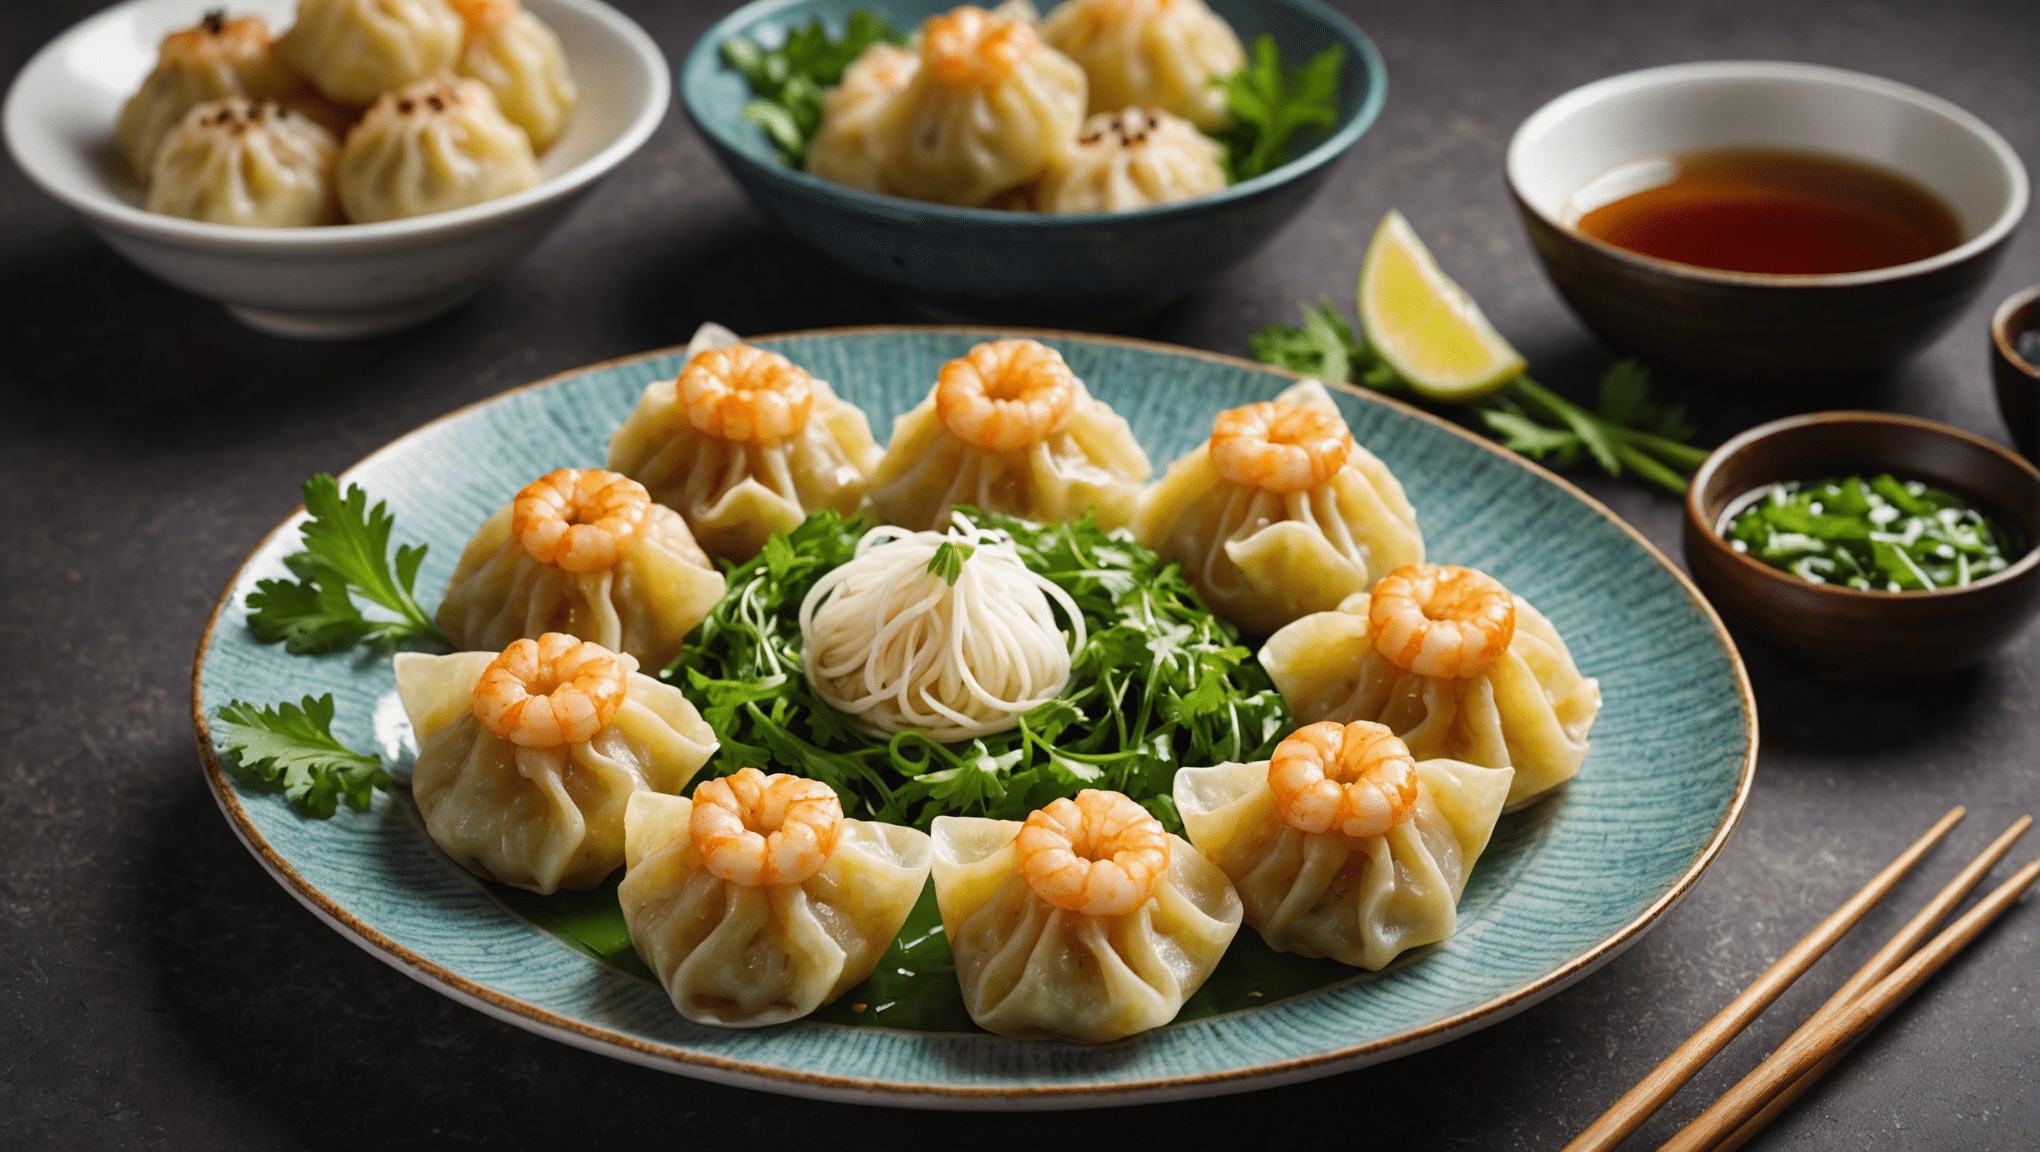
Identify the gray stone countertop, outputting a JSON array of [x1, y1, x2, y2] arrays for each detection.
[[2, 0, 2034, 1147]]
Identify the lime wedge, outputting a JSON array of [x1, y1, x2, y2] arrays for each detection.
[[1359, 209, 1526, 402]]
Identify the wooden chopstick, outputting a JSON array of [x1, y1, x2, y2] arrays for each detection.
[[1701, 816, 2033, 1152], [1560, 806, 1964, 1152], [1661, 855, 2040, 1152]]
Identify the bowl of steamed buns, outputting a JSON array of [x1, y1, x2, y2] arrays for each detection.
[[680, 0, 1386, 324], [2, 0, 666, 338]]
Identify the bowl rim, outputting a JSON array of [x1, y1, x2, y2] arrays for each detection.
[[1684, 409, 2040, 601], [1505, 60, 2031, 290], [1992, 284, 2040, 380], [678, 0, 1386, 225], [0, 0, 671, 253]]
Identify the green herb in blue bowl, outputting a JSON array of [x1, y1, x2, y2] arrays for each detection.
[[679, 0, 1385, 325]]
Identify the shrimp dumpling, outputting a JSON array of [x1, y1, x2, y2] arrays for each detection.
[[435, 468, 726, 673], [1040, 0, 1246, 130], [618, 770, 933, 1027], [931, 790, 1241, 1042], [871, 5, 1086, 207], [868, 339, 1151, 531], [147, 99, 343, 227], [280, 0, 464, 106], [1175, 722, 1513, 969], [606, 326, 882, 563], [1259, 565, 1601, 808], [1037, 106, 1226, 213], [397, 634, 718, 893], [807, 42, 919, 193], [1130, 379, 1423, 636], [117, 12, 337, 184], [338, 76, 541, 222], [448, 0, 577, 152]]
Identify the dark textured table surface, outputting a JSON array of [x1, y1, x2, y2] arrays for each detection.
[[4, 0, 2036, 1147]]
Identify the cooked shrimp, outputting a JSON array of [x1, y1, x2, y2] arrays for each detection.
[[1016, 789, 1170, 916], [690, 767, 844, 887], [924, 5, 1037, 87], [1267, 720, 1419, 839], [1368, 563, 1516, 678], [677, 344, 815, 443], [472, 633, 627, 747], [1208, 401, 1353, 493], [445, 0, 514, 30], [935, 338, 1079, 452], [512, 468, 651, 573]]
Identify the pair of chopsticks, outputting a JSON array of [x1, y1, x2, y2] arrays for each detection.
[[1564, 806, 2036, 1152]]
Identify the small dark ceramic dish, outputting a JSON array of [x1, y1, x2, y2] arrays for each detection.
[[680, 0, 1383, 325], [1683, 411, 2040, 680], [1507, 62, 2028, 388], [1991, 284, 2040, 461]]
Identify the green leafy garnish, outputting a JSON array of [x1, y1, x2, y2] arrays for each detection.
[[1214, 35, 1345, 182], [926, 540, 975, 584], [246, 474, 449, 655], [668, 509, 1291, 832], [721, 10, 907, 166], [1252, 301, 1710, 494], [213, 694, 392, 818]]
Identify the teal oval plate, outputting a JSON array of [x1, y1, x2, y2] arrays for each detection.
[[192, 328, 1755, 1107]]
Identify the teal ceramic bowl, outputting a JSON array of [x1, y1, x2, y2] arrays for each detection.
[[192, 329, 1754, 1106], [679, 0, 1385, 324]]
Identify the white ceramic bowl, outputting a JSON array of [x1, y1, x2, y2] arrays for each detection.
[[4, 0, 667, 339], [1505, 61, 2028, 386]]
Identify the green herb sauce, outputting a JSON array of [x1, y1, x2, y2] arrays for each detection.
[[1723, 474, 2014, 592]]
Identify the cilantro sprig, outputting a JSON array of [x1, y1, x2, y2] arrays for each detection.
[[213, 694, 392, 818], [1252, 300, 1710, 494], [668, 509, 1291, 832], [245, 474, 449, 655], [721, 10, 907, 166], [1213, 35, 1345, 182]]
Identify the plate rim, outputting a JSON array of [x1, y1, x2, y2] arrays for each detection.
[[189, 325, 1758, 1105]]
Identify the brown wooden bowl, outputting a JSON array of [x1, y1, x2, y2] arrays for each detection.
[[1991, 284, 2040, 461], [1683, 411, 2040, 680]]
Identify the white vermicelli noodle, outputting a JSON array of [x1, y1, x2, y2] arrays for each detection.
[[799, 518, 1084, 742]]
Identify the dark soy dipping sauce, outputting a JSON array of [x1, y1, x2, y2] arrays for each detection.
[[1575, 148, 1963, 275]]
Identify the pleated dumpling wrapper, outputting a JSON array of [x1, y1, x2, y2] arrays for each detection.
[[868, 338, 1151, 531], [397, 634, 718, 894], [931, 789, 1241, 1042], [807, 41, 919, 193], [1036, 106, 1227, 213], [617, 769, 932, 1027], [1175, 721, 1512, 970], [448, 0, 578, 153], [607, 325, 882, 563], [1131, 378, 1423, 636], [1259, 564, 1601, 808], [280, 0, 464, 106], [436, 468, 726, 673], [147, 99, 342, 227], [1040, 0, 1245, 130], [338, 75, 541, 223]]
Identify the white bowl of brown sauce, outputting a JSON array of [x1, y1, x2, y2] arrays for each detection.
[[1506, 61, 2028, 387]]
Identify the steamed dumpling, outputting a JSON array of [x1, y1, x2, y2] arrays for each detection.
[[337, 75, 541, 222], [868, 338, 1150, 531], [618, 771, 932, 1027], [1259, 565, 1601, 808], [807, 42, 919, 194], [607, 324, 882, 563], [1174, 721, 1512, 969], [1036, 106, 1227, 213], [117, 11, 337, 184], [1130, 379, 1423, 636], [870, 5, 1086, 207], [931, 790, 1240, 1041], [435, 468, 726, 673], [1040, 0, 1245, 129], [146, 99, 342, 227], [449, 0, 577, 152], [279, 0, 465, 106], [397, 634, 718, 893]]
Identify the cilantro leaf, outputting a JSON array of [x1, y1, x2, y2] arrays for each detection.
[[246, 474, 448, 656], [214, 695, 391, 818], [722, 11, 907, 166], [926, 540, 974, 585], [1214, 36, 1344, 182]]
